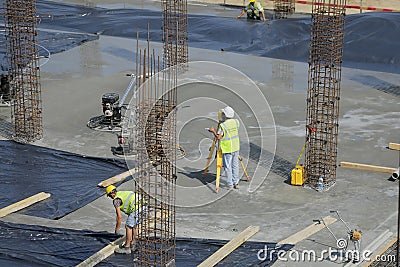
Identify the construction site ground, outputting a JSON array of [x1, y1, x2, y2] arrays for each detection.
[[0, 0, 399, 266]]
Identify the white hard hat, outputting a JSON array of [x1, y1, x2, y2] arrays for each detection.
[[222, 106, 234, 118]]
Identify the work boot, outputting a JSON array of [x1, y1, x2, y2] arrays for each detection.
[[115, 246, 131, 254], [233, 183, 239, 189]]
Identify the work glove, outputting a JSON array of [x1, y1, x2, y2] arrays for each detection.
[[114, 228, 124, 236]]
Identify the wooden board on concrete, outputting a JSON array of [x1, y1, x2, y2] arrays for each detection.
[[98, 163, 150, 188], [278, 216, 337, 245], [197, 226, 259, 267], [364, 236, 398, 267], [76, 236, 125, 267], [340, 161, 396, 174], [0, 192, 51, 218], [389, 143, 400, 151]]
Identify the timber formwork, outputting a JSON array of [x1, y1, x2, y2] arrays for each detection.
[[274, 0, 295, 19], [304, 0, 346, 191], [4, 0, 42, 142], [134, 34, 178, 267], [161, 0, 188, 69]]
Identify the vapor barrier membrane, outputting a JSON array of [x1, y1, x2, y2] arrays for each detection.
[[1, 0, 395, 74], [0, 140, 127, 219], [0, 221, 119, 266], [99, 238, 292, 267], [0, 25, 98, 74], [0, 221, 291, 266]]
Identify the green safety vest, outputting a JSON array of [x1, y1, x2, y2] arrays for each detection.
[[115, 191, 144, 215], [247, 2, 263, 12], [219, 119, 240, 153]]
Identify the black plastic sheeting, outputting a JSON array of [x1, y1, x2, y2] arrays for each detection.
[[0, 26, 98, 74], [0, 221, 119, 267], [100, 238, 293, 267], [0, 221, 293, 266], [0, 140, 127, 219], [0, 0, 400, 74]]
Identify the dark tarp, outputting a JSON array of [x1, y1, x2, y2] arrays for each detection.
[[0, 221, 293, 266], [100, 238, 293, 267], [0, 0, 400, 74], [0, 140, 127, 219], [0, 221, 119, 267]]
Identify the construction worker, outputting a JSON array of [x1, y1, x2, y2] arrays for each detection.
[[209, 106, 241, 189], [237, 0, 266, 21], [105, 185, 146, 254]]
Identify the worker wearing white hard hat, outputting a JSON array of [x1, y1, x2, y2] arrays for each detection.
[[208, 106, 241, 189]]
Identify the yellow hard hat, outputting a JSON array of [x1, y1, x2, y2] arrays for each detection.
[[249, 0, 255, 3], [105, 185, 116, 195]]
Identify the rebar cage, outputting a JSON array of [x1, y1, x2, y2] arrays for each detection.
[[134, 34, 178, 267], [304, 0, 346, 191], [4, 0, 42, 142]]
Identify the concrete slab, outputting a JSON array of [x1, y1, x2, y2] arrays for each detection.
[[1, 2, 399, 266]]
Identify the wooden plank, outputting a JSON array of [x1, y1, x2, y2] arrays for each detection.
[[76, 237, 125, 267], [0, 192, 51, 218], [364, 236, 398, 267], [76, 210, 167, 267], [278, 216, 336, 245], [389, 143, 400, 151], [98, 163, 150, 187], [197, 226, 259, 267], [340, 161, 397, 174]]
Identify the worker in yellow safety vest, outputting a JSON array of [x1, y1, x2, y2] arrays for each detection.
[[237, 0, 266, 21], [106, 185, 146, 254], [208, 106, 241, 189]]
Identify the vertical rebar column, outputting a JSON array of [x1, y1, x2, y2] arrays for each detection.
[[274, 0, 295, 19], [4, 0, 42, 142], [304, 0, 346, 191], [135, 33, 177, 267], [162, 0, 188, 69]]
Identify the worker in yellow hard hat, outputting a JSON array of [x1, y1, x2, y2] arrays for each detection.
[[105, 185, 146, 254], [237, 0, 266, 21]]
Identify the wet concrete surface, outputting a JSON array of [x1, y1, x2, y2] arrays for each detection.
[[0, 1, 399, 266]]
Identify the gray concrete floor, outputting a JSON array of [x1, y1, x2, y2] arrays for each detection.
[[1, 3, 400, 266]]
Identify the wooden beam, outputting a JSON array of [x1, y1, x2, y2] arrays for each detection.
[[197, 226, 259, 267], [278, 216, 336, 245], [364, 236, 398, 267], [389, 143, 400, 151], [0, 192, 51, 218], [340, 161, 397, 174], [76, 237, 125, 267], [97, 163, 150, 188], [76, 210, 167, 267]]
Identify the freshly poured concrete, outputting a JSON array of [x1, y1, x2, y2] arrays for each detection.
[[1, 5, 400, 267]]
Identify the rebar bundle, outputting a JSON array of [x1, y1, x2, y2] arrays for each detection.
[[304, 0, 346, 191], [134, 34, 177, 266], [162, 0, 188, 69], [4, 0, 42, 142], [274, 0, 295, 19]]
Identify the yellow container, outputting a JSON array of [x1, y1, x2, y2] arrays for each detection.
[[291, 165, 304, 186]]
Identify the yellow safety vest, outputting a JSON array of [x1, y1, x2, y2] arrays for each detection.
[[115, 191, 144, 215], [219, 119, 240, 153]]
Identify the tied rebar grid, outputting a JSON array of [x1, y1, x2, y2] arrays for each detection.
[[304, 0, 346, 191], [4, 0, 42, 142], [135, 33, 177, 267], [162, 0, 188, 69], [274, 0, 295, 19]]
